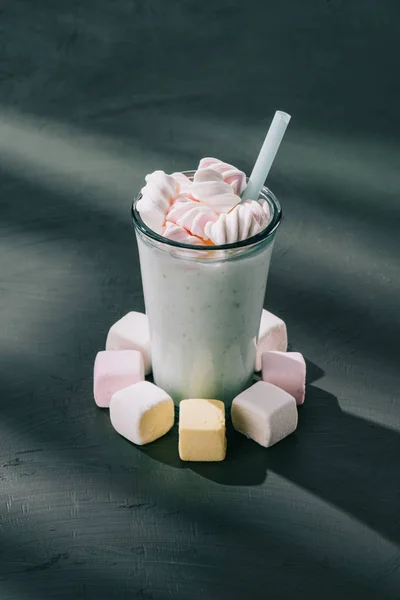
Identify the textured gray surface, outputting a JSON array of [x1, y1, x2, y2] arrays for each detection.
[[1, 1, 400, 598]]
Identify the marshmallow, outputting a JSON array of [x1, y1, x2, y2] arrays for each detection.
[[179, 399, 226, 461], [191, 180, 241, 214], [231, 381, 297, 448], [93, 350, 144, 407], [162, 221, 204, 245], [256, 309, 288, 371], [191, 167, 241, 214], [203, 199, 270, 245], [110, 381, 174, 445], [165, 198, 218, 239], [199, 192, 241, 214], [171, 172, 193, 196], [137, 170, 179, 233], [106, 312, 151, 375], [193, 167, 224, 184], [246, 198, 270, 223], [262, 351, 306, 405], [198, 157, 247, 196]]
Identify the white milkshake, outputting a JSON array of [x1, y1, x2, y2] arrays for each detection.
[[133, 182, 281, 405]]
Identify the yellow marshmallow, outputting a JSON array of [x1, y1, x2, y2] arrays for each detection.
[[179, 399, 226, 462]]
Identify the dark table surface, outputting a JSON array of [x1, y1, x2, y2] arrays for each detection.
[[1, 1, 400, 598]]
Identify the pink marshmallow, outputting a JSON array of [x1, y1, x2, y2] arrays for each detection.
[[165, 199, 218, 239], [171, 172, 193, 196], [232, 381, 298, 448], [93, 350, 144, 407], [256, 309, 288, 371], [162, 221, 203, 245], [193, 168, 224, 183], [198, 157, 247, 196], [261, 351, 306, 405]]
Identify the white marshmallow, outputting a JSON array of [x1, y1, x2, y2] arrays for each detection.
[[231, 381, 297, 448], [106, 312, 151, 375], [110, 381, 174, 446], [255, 309, 288, 371]]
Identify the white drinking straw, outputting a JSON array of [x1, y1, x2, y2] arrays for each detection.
[[242, 110, 291, 201]]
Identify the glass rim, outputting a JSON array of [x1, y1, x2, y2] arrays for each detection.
[[131, 171, 282, 251]]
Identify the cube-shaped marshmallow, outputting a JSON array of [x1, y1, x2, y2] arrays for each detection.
[[93, 350, 144, 407], [110, 381, 174, 445], [262, 351, 306, 405], [255, 309, 288, 371], [106, 312, 151, 375], [179, 399, 226, 462], [231, 381, 297, 448]]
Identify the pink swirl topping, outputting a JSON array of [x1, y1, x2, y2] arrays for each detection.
[[171, 172, 192, 196], [198, 157, 246, 196], [137, 170, 178, 232], [191, 167, 241, 214], [203, 200, 270, 245], [166, 198, 218, 239], [136, 158, 272, 246], [162, 221, 203, 245]]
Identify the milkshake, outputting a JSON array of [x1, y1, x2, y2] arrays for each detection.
[[132, 162, 282, 405]]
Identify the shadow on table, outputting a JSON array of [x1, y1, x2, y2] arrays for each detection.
[[1, 159, 399, 546], [0, 0, 399, 597], [139, 359, 325, 483], [189, 358, 325, 486], [141, 358, 400, 547]]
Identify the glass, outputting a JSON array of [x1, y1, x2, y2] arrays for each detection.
[[132, 171, 282, 406]]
